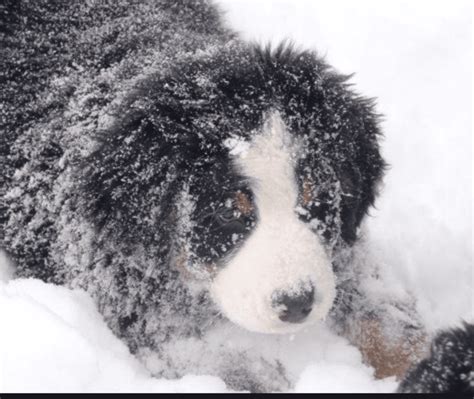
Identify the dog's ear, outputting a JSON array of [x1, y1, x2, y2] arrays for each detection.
[[337, 162, 363, 244], [77, 83, 194, 244], [75, 51, 227, 242], [337, 148, 385, 245], [325, 91, 385, 245]]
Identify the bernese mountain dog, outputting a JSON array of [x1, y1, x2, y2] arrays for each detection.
[[2, 0, 455, 392]]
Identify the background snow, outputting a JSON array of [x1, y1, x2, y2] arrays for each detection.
[[0, 276, 228, 393], [0, 0, 471, 393]]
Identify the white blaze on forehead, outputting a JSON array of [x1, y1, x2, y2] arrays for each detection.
[[211, 112, 336, 334]]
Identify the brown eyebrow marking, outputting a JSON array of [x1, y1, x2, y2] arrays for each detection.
[[235, 190, 253, 215], [174, 250, 218, 281], [302, 178, 314, 206]]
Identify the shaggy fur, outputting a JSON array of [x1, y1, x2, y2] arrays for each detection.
[[1, 0, 427, 391]]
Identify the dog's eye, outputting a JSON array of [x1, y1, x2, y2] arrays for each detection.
[[215, 190, 253, 226], [216, 207, 237, 224]]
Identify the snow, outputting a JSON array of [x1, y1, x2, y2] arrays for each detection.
[[0, 0, 471, 393], [0, 273, 396, 393], [0, 276, 228, 393], [223, 136, 251, 157]]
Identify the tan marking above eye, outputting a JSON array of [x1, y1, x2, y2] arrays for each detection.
[[302, 178, 314, 206], [235, 190, 253, 215], [174, 250, 218, 281]]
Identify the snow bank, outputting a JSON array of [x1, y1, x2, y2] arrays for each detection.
[[0, 266, 396, 393], [0, 273, 227, 393]]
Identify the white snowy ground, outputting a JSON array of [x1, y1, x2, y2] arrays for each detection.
[[0, 0, 472, 393]]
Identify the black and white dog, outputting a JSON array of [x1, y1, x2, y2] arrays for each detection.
[[0, 0, 441, 392]]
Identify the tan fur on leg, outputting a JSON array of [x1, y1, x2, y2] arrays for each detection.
[[348, 318, 427, 379]]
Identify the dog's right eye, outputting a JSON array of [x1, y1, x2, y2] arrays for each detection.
[[216, 207, 237, 224], [215, 206, 249, 236]]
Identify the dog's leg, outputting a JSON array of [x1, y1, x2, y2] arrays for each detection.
[[333, 289, 427, 379], [138, 336, 292, 393], [330, 246, 428, 380], [345, 311, 427, 379], [218, 352, 291, 393]]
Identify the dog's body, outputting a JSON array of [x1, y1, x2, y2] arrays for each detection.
[[1, 0, 426, 391]]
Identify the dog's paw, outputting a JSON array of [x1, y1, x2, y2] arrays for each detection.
[[219, 352, 291, 392]]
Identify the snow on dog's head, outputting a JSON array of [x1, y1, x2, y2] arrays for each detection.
[[210, 112, 335, 333]]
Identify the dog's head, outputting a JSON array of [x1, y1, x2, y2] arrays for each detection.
[[81, 43, 384, 334], [179, 111, 336, 333]]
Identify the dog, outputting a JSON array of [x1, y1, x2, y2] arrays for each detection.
[[1, 0, 426, 391]]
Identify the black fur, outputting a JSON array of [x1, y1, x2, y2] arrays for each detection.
[[398, 323, 474, 393]]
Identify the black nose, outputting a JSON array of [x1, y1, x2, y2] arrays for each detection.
[[272, 283, 315, 324]]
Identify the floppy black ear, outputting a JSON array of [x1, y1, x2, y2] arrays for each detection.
[[76, 46, 261, 242], [320, 85, 385, 245], [80, 120, 169, 241], [77, 80, 200, 245], [337, 121, 386, 245]]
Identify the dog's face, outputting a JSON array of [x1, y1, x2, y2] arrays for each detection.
[[177, 112, 336, 333], [82, 43, 384, 336]]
